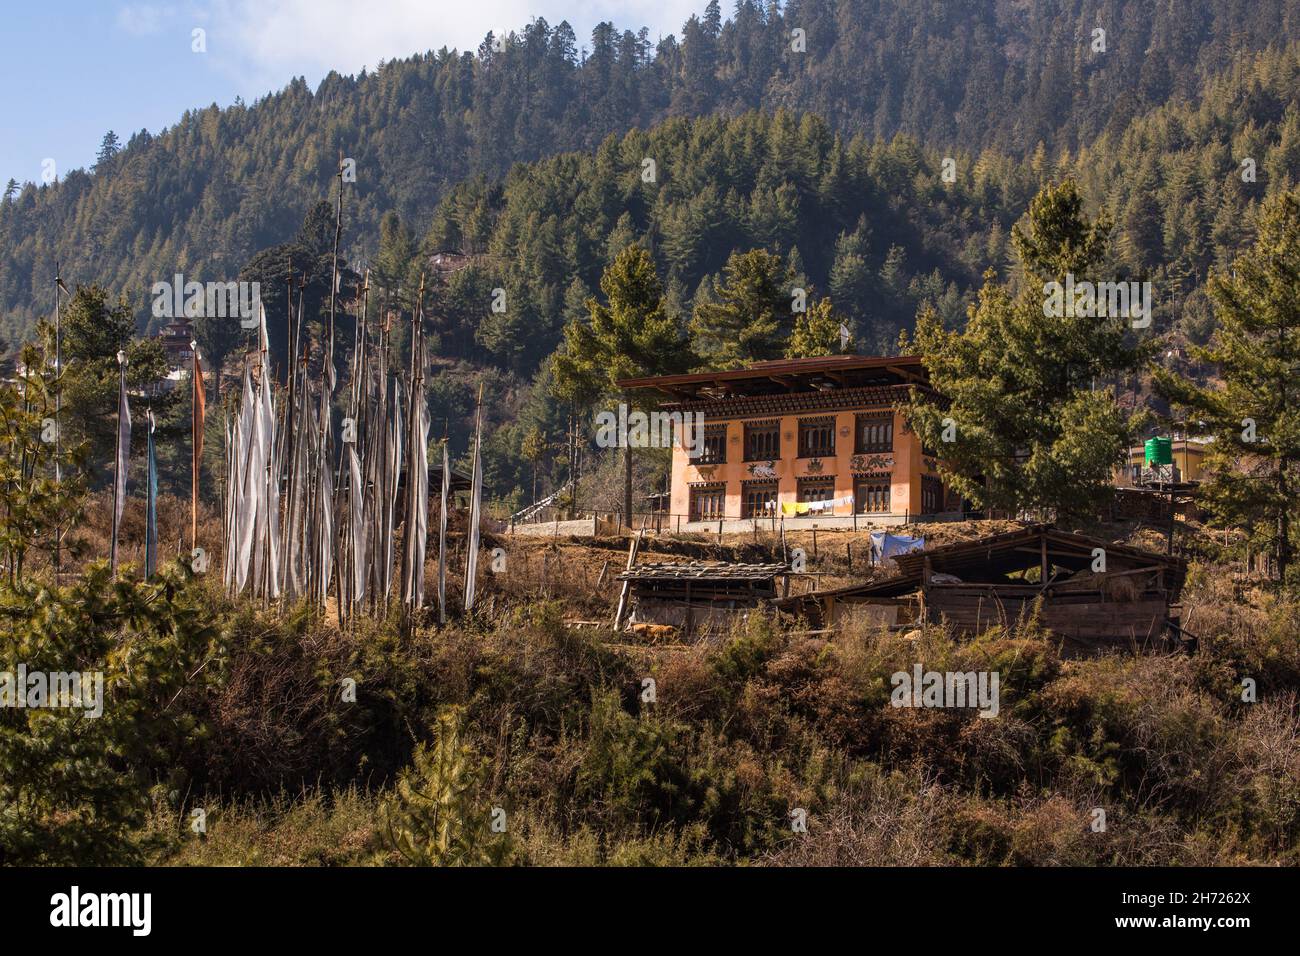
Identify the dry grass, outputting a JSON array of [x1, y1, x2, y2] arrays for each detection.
[[26, 496, 1300, 866]]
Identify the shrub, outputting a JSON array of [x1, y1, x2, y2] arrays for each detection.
[[378, 706, 514, 866], [0, 563, 221, 864]]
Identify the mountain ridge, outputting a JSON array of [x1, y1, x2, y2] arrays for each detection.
[[4, 0, 1299, 343]]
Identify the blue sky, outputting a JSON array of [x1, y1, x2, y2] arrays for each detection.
[[1, 0, 703, 188]]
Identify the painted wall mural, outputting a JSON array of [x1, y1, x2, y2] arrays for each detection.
[[851, 454, 895, 473]]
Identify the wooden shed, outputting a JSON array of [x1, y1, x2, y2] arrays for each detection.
[[777, 525, 1189, 654], [617, 561, 790, 636], [774, 575, 922, 631]]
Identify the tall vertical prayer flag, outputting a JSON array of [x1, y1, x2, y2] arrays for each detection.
[[145, 410, 158, 578], [464, 384, 484, 612], [437, 439, 450, 623], [191, 341, 206, 550]]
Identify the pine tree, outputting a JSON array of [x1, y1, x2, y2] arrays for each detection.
[[605, 212, 638, 262], [59, 285, 176, 478], [703, 0, 722, 37], [94, 130, 121, 169], [374, 210, 416, 308], [1121, 172, 1164, 272], [520, 426, 547, 502], [552, 245, 694, 521], [0, 344, 85, 579], [787, 296, 852, 357], [0, 369, 221, 862], [689, 248, 796, 368], [829, 226, 872, 323], [553, 246, 683, 402], [379, 707, 512, 866], [476, 273, 543, 372], [1154, 189, 1300, 581], [905, 180, 1143, 518], [562, 275, 593, 326]]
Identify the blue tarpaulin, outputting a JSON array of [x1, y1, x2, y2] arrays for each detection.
[[870, 532, 925, 564]]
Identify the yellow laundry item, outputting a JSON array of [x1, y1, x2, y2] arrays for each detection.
[[781, 501, 798, 516]]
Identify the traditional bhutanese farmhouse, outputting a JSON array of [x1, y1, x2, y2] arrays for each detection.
[[618, 355, 960, 531], [775, 525, 1189, 654]]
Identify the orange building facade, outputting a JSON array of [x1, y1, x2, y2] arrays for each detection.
[[620, 355, 957, 528]]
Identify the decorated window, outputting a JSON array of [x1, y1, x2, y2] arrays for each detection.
[[921, 475, 944, 515], [689, 483, 726, 521], [854, 476, 891, 514], [744, 420, 780, 461], [797, 476, 836, 505], [798, 416, 835, 458], [741, 481, 778, 518], [855, 415, 894, 454], [697, 424, 727, 464]]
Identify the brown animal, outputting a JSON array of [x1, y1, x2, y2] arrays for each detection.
[[628, 622, 677, 641]]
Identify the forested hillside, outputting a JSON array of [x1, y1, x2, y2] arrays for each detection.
[[3, 0, 1299, 342], [418, 110, 995, 373], [416, 34, 1300, 377]]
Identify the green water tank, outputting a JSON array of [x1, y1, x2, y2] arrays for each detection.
[[1145, 437, 1173, 466]]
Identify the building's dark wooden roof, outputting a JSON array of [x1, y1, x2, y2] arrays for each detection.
[[618, 355, 931, 406], [670, 384, 915, 418]]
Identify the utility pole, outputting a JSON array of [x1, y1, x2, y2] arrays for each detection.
[[623, 389, 633, 531]]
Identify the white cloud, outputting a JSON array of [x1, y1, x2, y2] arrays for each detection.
[[197, 0, 701, 94]]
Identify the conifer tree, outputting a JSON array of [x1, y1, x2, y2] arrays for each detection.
[[59, 286, 176, 478], [94, 130, 121, 170], [829, 225, 872, 322], [906, 180, 1143, 518], [0, 367, 221, 862], [689, 248, 795, 368], [553, 245, 693, 523], [374, 210, 416, 309], [1154, 189, 1300, 581], [786, 297, 852, 358], [379, 707, 512, 866], [520, 426, 547, 502]]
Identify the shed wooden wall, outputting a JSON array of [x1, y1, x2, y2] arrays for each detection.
[[924, 585, 1172, 651]]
